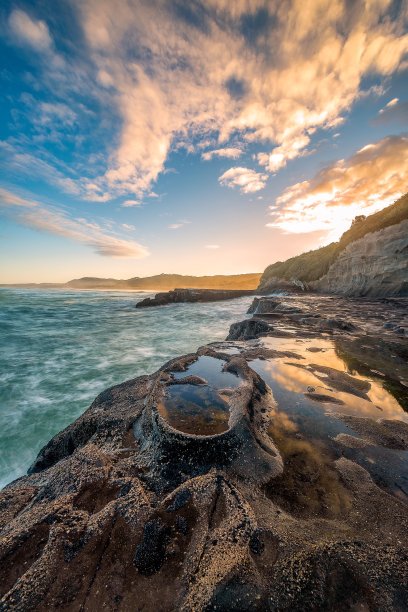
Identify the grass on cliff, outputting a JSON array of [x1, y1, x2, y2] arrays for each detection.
[[260, 192, 408, 286]]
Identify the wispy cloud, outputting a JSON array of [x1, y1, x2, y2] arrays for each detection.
[[375, 98, 408, 125], [9, 9, 52, 52], [6, 1, 406, 200], [205, 244, 220, 249], [202, 147, 243, 161], [168, 220, 191, 230], [266, 135, 408, 237], [0, 188, 149, 258], [122, 199, 141, 208], [384, 98, 399, 109], [219, 167, 267, 193]]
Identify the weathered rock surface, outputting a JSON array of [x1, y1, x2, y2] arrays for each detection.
[[136, 288, 255, 308], [1, 295, 408, 611], [313, 219, 408, 297], [226, 318, 271, 340]]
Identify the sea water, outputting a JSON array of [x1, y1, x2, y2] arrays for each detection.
[[0, 288, 253, 488]]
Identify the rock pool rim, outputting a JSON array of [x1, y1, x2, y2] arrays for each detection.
[[142, 352, 253, 441]]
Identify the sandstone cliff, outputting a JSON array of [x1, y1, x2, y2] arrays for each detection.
[[259, 194, 408, 297], [313, 219, 408, 297]]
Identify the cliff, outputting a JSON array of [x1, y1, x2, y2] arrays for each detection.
[[313, 219, 408, 297], [259, 193, 408, 296]]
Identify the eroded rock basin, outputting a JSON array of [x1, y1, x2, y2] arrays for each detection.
[[158, 356, 242, 436]]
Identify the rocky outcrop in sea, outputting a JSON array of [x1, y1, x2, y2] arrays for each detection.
[[1, 295, 408, 610], [136, 288, 255, 308]]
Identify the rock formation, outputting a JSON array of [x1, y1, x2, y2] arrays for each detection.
[[313, 219, 408, 297], [135, 288, 254, 308]]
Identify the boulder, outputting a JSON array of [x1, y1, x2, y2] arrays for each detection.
[[227, 319, 271, 340]]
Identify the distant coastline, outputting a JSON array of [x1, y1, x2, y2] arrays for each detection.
[[0, 272, 261, 292]]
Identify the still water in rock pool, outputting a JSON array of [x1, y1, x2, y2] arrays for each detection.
[[0, 289, 254, 487], [159, 356, 242, 435], [247, 336, 408, 507]]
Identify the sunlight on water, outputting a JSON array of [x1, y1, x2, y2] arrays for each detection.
[[0, 288, 253, 487]]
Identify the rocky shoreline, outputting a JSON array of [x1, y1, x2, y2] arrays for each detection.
[[1, 295, 408, 610]]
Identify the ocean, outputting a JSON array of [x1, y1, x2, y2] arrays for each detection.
[[0, 288, 253, 488]]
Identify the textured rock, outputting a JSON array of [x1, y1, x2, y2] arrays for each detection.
[[313, 220, 408, 297], [226, 319, 271, 340], [136, 288, 254, 308]]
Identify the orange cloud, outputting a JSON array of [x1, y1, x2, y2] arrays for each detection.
[[267, 135, 408, 236], [72, 0, 408, 197]]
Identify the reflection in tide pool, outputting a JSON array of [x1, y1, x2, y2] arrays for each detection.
[[160, 356, 242, 436], [173, 356, 241, 389], [158, 384, 230, 436], [248, 336, 408, 507]]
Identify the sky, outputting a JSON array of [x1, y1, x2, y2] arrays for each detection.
[[0, 0, 407, 283]]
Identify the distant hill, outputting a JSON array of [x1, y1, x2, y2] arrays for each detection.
[[63, 273, 262, 291], [259, 193, 408, 291]]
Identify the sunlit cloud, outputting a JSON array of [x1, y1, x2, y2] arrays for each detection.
[[219, 167, 268, 193], [385, 98, 399, 109], [266, 135, 408, 237], [375, 98, 408, 125], [257, 135, 312, 173], [0, 188, 149, 258], [205, 244, 220, 249], [6, 1, 405, 200], [202, 147, 243, 161]]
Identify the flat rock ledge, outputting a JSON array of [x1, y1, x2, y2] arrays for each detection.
[[135, 288, 255, 308]]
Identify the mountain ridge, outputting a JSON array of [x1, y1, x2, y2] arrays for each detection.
[[1, 273, 261, 291]]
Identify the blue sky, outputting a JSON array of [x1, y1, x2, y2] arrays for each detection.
[[0, 0, 407, 282]]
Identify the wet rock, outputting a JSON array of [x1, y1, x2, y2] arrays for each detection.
[[227, 319, 271, 341], [304, 392, 345, 405], [247, 297, 279, 314], [134, 518, 170, 576], [332, 415, 408, 450], [136, 288, 254, 308], [319, 317, 357, 332]]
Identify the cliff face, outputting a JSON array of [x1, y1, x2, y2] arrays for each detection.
[[259, 194, 408, 297], [313, 219, 408, 297]]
